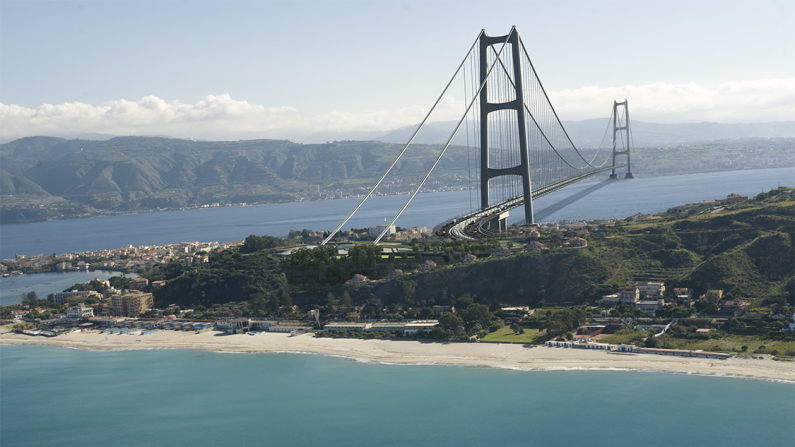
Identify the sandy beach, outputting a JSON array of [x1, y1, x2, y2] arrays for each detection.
[[2, 329, 793, 382]]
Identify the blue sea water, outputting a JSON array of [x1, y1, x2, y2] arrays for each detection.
[[1, 167, 792, 259], [0, 345, 792, 447]]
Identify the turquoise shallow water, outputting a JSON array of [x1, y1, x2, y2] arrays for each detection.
[[1, 345, 793, 446]]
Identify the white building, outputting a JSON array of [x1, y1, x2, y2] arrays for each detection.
[[66, 303, 94, 319], [369, 224, 396, 239]]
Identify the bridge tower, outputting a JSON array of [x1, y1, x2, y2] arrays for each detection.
[[609, 100, 633, 179], [479, 29, 535, 226]]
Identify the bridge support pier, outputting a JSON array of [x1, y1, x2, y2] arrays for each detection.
[[479, 29, 535, 225], [609, 100, 633, 180], [497, 211, 509, 234]]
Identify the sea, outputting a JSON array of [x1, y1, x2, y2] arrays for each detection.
[[1, 167, 793, 260], [0, 346, 792, 447], [1, 167, 794, 445]]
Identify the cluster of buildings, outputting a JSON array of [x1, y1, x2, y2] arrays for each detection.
[[324, 320, 439, 336], [600, 282, 667, 316], [600, 282, 751, 316], [544, 339, 731, 359], [2, 241, 237, 274]]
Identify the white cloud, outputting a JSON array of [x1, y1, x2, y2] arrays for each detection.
[[548, 78, 795, 123], [2, 79, 794, 142]]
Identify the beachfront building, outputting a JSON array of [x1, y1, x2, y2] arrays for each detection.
[[387, 269, 404, 281], [402, 321, 438, 336], [66, 303, 94, 319], [324, 321, 439, 335], [111, 292, 154, 317], [369, 323, 408, 332], [325, 323, 371, 332], [462, 253, 477, 263], [216, 318, 251, 334]]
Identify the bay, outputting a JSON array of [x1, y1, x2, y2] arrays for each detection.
[[0, 345, 792, 447], [1, 167, 792, 259], [0, 270, 138, 307]]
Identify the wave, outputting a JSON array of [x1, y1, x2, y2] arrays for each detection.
[[4, 342, 792, 384]]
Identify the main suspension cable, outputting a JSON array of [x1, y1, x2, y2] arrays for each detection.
[[374, 28, 515, 243], [321, 30, 485, 245]]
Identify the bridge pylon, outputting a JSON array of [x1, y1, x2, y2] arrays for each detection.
[[479, 29, 536, 225], [609, 100, 633, 179]]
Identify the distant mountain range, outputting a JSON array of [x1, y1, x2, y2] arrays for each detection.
[[9, 120, 795, 147], [1, 132, 792, 223], [366, 120, 795, 148]]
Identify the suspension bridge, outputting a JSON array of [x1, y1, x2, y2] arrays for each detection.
[[322, 26, 634, 245]]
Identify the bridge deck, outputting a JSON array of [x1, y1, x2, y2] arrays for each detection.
[[434, 164, 625, 240]]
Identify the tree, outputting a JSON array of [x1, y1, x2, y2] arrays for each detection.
[[438, 312, 465, 332], [324, 292, 338, 316], [341, 291, 353, 311], [241, 235, 285, 253], [22, 291, 39, 307], [510, 323, 521, 334], [279, 287, 293, 308], [462, 303, 492, 330]]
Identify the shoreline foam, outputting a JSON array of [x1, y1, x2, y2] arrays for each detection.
[[2, 329, 793, 383]]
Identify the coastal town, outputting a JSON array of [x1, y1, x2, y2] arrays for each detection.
[[1, 188, 793, 383]]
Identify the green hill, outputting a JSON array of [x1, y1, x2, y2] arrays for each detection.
[[0, 169, 50, 195], [142, 189, 794, 313], [1, 136, 473, 217]]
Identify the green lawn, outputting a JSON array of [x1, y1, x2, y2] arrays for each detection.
[[480, 326, 540, 343]]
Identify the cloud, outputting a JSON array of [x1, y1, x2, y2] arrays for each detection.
[[548, 78, 795, 123], [2, 79, 794, 142]]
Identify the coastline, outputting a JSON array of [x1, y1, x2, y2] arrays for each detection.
[[2, 329, 793, 382]]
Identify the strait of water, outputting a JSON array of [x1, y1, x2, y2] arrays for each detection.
[[0, 346, 792, 447], [0, 270, 138, 307], [1, 167, 792, 260]]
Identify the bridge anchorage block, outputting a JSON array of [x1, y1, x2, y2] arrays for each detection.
[[624, 172, 634, 179], [609, 173, 619, 179]]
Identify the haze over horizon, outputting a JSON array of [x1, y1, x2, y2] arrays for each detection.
[[1, 0, 793, 143]]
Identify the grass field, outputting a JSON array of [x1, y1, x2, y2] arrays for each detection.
[[480, 326, 540, 343]]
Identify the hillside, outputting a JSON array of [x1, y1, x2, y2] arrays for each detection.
[[1, 135, 792, 223], [143, 189, 794, 313]]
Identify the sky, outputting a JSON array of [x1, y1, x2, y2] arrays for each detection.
[[1, 0, 793, 142]]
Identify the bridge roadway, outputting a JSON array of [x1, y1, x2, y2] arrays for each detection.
[[433, 165, 625, 240]]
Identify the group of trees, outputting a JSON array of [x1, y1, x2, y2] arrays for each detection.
[[281, 244, 394, 284], [544, 308, 587, 336], [431, 299, 498, 340], [240, 235, 285, 253]]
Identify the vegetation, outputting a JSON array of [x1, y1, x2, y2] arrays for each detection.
[[479, 326, 540, 343], [2, 135, 792, 223], [128, 189, 795, 348]]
